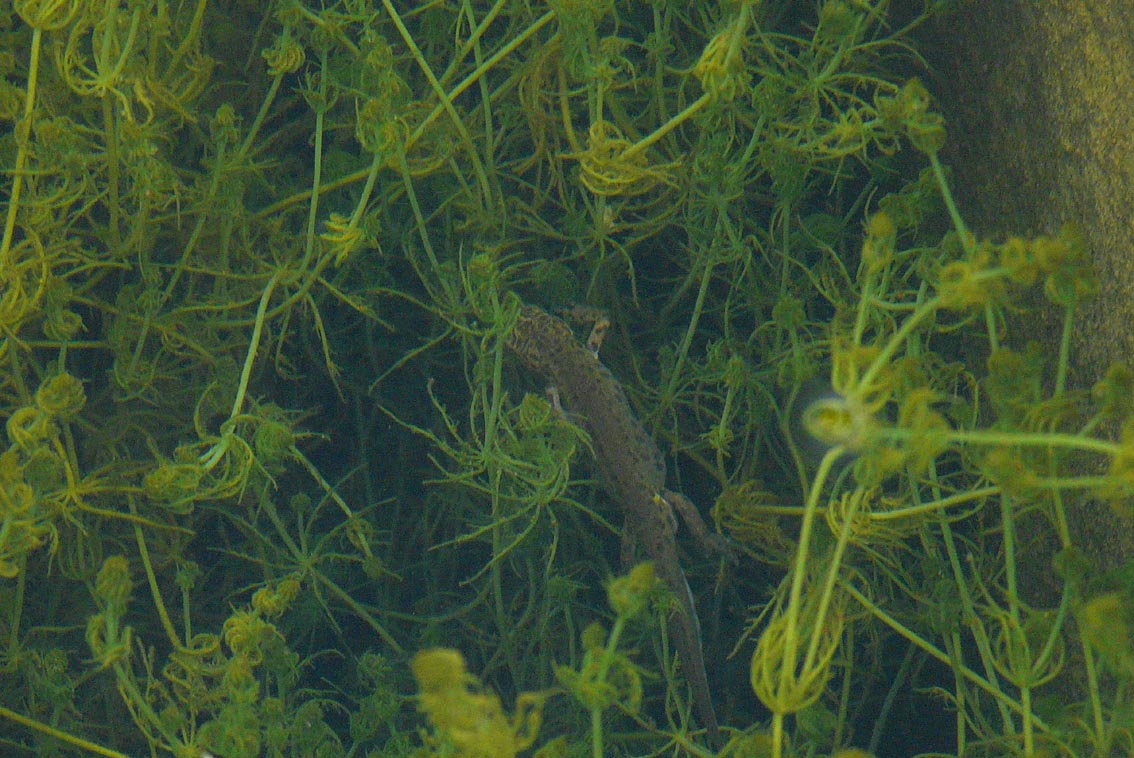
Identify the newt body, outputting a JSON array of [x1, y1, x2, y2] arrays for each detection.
[[507, 304, 728, 742]]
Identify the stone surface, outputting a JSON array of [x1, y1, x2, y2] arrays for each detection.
[[920, 1, 1134, 588]]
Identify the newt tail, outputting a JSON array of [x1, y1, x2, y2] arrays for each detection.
[[506, 303, 733, 744]]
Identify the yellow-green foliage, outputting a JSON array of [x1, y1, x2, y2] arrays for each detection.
[[412, 647, 545, 758], [2, 0, 1134, 757]]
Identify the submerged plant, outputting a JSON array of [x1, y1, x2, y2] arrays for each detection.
[[1, 1, 1132, 757]]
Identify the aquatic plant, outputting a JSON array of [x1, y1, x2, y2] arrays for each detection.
[[2, 1, 1132, 757]]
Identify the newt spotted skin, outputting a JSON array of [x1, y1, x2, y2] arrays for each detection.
[[507, 303, 731, 743]]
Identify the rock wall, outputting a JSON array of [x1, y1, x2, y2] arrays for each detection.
[[923, 0, 1134, 589]]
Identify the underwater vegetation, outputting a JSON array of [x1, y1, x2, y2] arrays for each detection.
[[2, 0, 1134, 756]]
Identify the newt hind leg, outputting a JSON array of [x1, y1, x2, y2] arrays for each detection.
[[661, 489, 737, 564]]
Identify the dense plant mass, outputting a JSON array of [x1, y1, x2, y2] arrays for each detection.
[[1, 1, 1132, 756]]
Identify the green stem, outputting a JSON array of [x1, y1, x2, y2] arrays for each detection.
[[929, 151, 973, 255], [588, 614, 627, 758], [381, 0, 493, 203], [0, 27, 42, 268], [781, 446, 843, 698], [0, 704, 129, 758]]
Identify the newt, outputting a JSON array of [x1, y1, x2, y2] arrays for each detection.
[[506, 303, 733, 744]]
